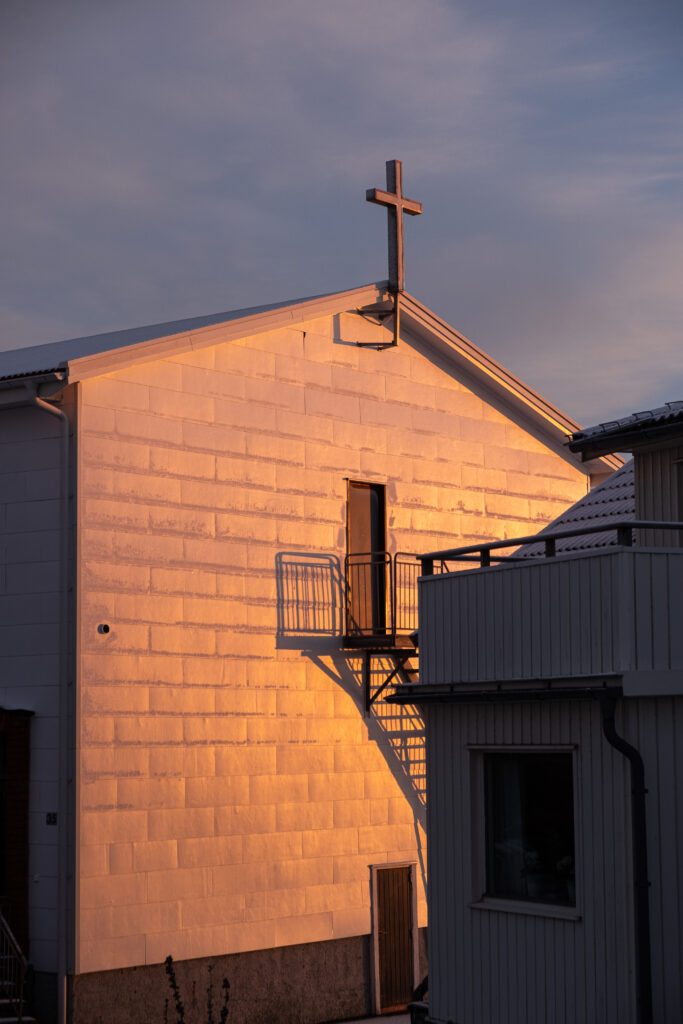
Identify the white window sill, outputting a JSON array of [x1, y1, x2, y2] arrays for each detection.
[[469, 897, 581, 921]]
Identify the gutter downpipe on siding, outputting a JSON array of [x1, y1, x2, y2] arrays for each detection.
[[31, 389, 71, 1024], [596, 692, 653, 1024]]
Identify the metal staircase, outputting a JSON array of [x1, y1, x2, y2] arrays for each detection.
[[361, 634, 419, 711], [275, 548, 428, 800], [0, 913, 35, 1024]]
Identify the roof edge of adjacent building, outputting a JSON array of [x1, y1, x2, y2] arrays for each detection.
[[568, 401, 683, 458]]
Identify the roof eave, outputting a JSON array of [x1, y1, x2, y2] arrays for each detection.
[[64, 282, 389, 383], [0, 371, 69, 401], [570, 421, 683, 459]]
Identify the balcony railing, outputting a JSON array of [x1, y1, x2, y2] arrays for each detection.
[[275, 550, 431, 646], [418, 521, 683, 691], [420, 519, 683, 573], [345, 551, 422, 645]]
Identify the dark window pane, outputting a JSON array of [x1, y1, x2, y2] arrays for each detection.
[[484, 752, 575, 906]]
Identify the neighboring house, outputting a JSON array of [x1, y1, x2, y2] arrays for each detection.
[[402, 403, 683, 1024], [0, 282, 615, 1024]]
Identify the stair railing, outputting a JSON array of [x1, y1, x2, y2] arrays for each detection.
[[0, 910, 27, 1023]]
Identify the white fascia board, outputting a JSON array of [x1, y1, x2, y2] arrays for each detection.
[[66, 282, 388, 382]]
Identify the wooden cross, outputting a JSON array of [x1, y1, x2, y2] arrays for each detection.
[[366, 159, 423, 293]]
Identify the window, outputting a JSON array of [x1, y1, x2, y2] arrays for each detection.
[[483, 751, 576, 906]]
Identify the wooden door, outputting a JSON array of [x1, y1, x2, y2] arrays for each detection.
[[376, 865, 414, 1012], [347, 481, 386, 635]]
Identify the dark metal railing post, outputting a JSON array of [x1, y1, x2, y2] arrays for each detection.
[[344, 554, 351, 636], [618, 525, 634, 547], [545, 537, 556, 558], [480, 549, 491, 568], [421, 557, 434, 576]]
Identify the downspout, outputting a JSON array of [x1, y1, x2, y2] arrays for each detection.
[[596, 693, 653, 1024], [30, 390, 71, 1024]]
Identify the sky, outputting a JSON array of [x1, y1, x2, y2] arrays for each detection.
[[1, 0, 682, 425]]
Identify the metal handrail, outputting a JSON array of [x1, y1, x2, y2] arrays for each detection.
[[345, 551, 422, 638], [0, 910, 27, 1022], [345, 551, 392, 637], [421, 520, 683, 573]]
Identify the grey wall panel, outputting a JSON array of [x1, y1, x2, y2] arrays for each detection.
[[425, 698, 643, 1024], [419, 550, 683, 689], [0, 404, 64, 972], [622, 698, 683, 1023]]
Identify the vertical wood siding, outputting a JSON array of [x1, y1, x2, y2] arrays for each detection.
[[426, 699, 638, 1024], [419, 550, 683, 685]]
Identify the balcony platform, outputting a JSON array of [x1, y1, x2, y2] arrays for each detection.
[[343, 632, 417, 651]]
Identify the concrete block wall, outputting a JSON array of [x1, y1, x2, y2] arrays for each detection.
[[0, 404, 63, 971], [76, 311, 589, 973]]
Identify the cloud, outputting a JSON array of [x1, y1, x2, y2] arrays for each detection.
[[1, 0, 682, 435]]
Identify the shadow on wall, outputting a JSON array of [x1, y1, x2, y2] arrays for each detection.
[[274, 552, 427, 895], [275, 552, 344, 639]]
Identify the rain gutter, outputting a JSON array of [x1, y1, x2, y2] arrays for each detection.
[[595, 692, 653, 1024]]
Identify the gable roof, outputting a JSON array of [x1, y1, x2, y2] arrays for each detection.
[[0, 282, 620, 474], [0, 284, 382, 382], [523, 459, 634, 556]]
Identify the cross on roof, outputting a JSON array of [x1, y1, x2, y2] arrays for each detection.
[[366, 159, 423, 293]]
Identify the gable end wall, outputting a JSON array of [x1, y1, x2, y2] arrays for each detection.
[[75, 312, 588, 973]]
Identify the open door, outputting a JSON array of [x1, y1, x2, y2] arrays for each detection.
[[347, 481, 386, 636]]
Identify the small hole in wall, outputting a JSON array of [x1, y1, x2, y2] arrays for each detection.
[[97, 624, 110, 635]]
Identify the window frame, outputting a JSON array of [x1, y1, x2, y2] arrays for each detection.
[[468, 744, 582, 921]]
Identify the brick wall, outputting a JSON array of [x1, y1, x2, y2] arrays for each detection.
[[76, 312, 588, 972]]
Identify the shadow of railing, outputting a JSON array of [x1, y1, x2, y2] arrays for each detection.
[[275, 552, 343, 640]]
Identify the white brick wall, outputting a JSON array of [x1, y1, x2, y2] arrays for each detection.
[[76, 313, 588, 972]]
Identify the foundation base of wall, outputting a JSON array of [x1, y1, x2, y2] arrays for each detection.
[[68, 932, 427, 1024]]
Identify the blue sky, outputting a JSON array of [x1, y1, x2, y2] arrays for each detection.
[[1, 0, 682, 424]]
